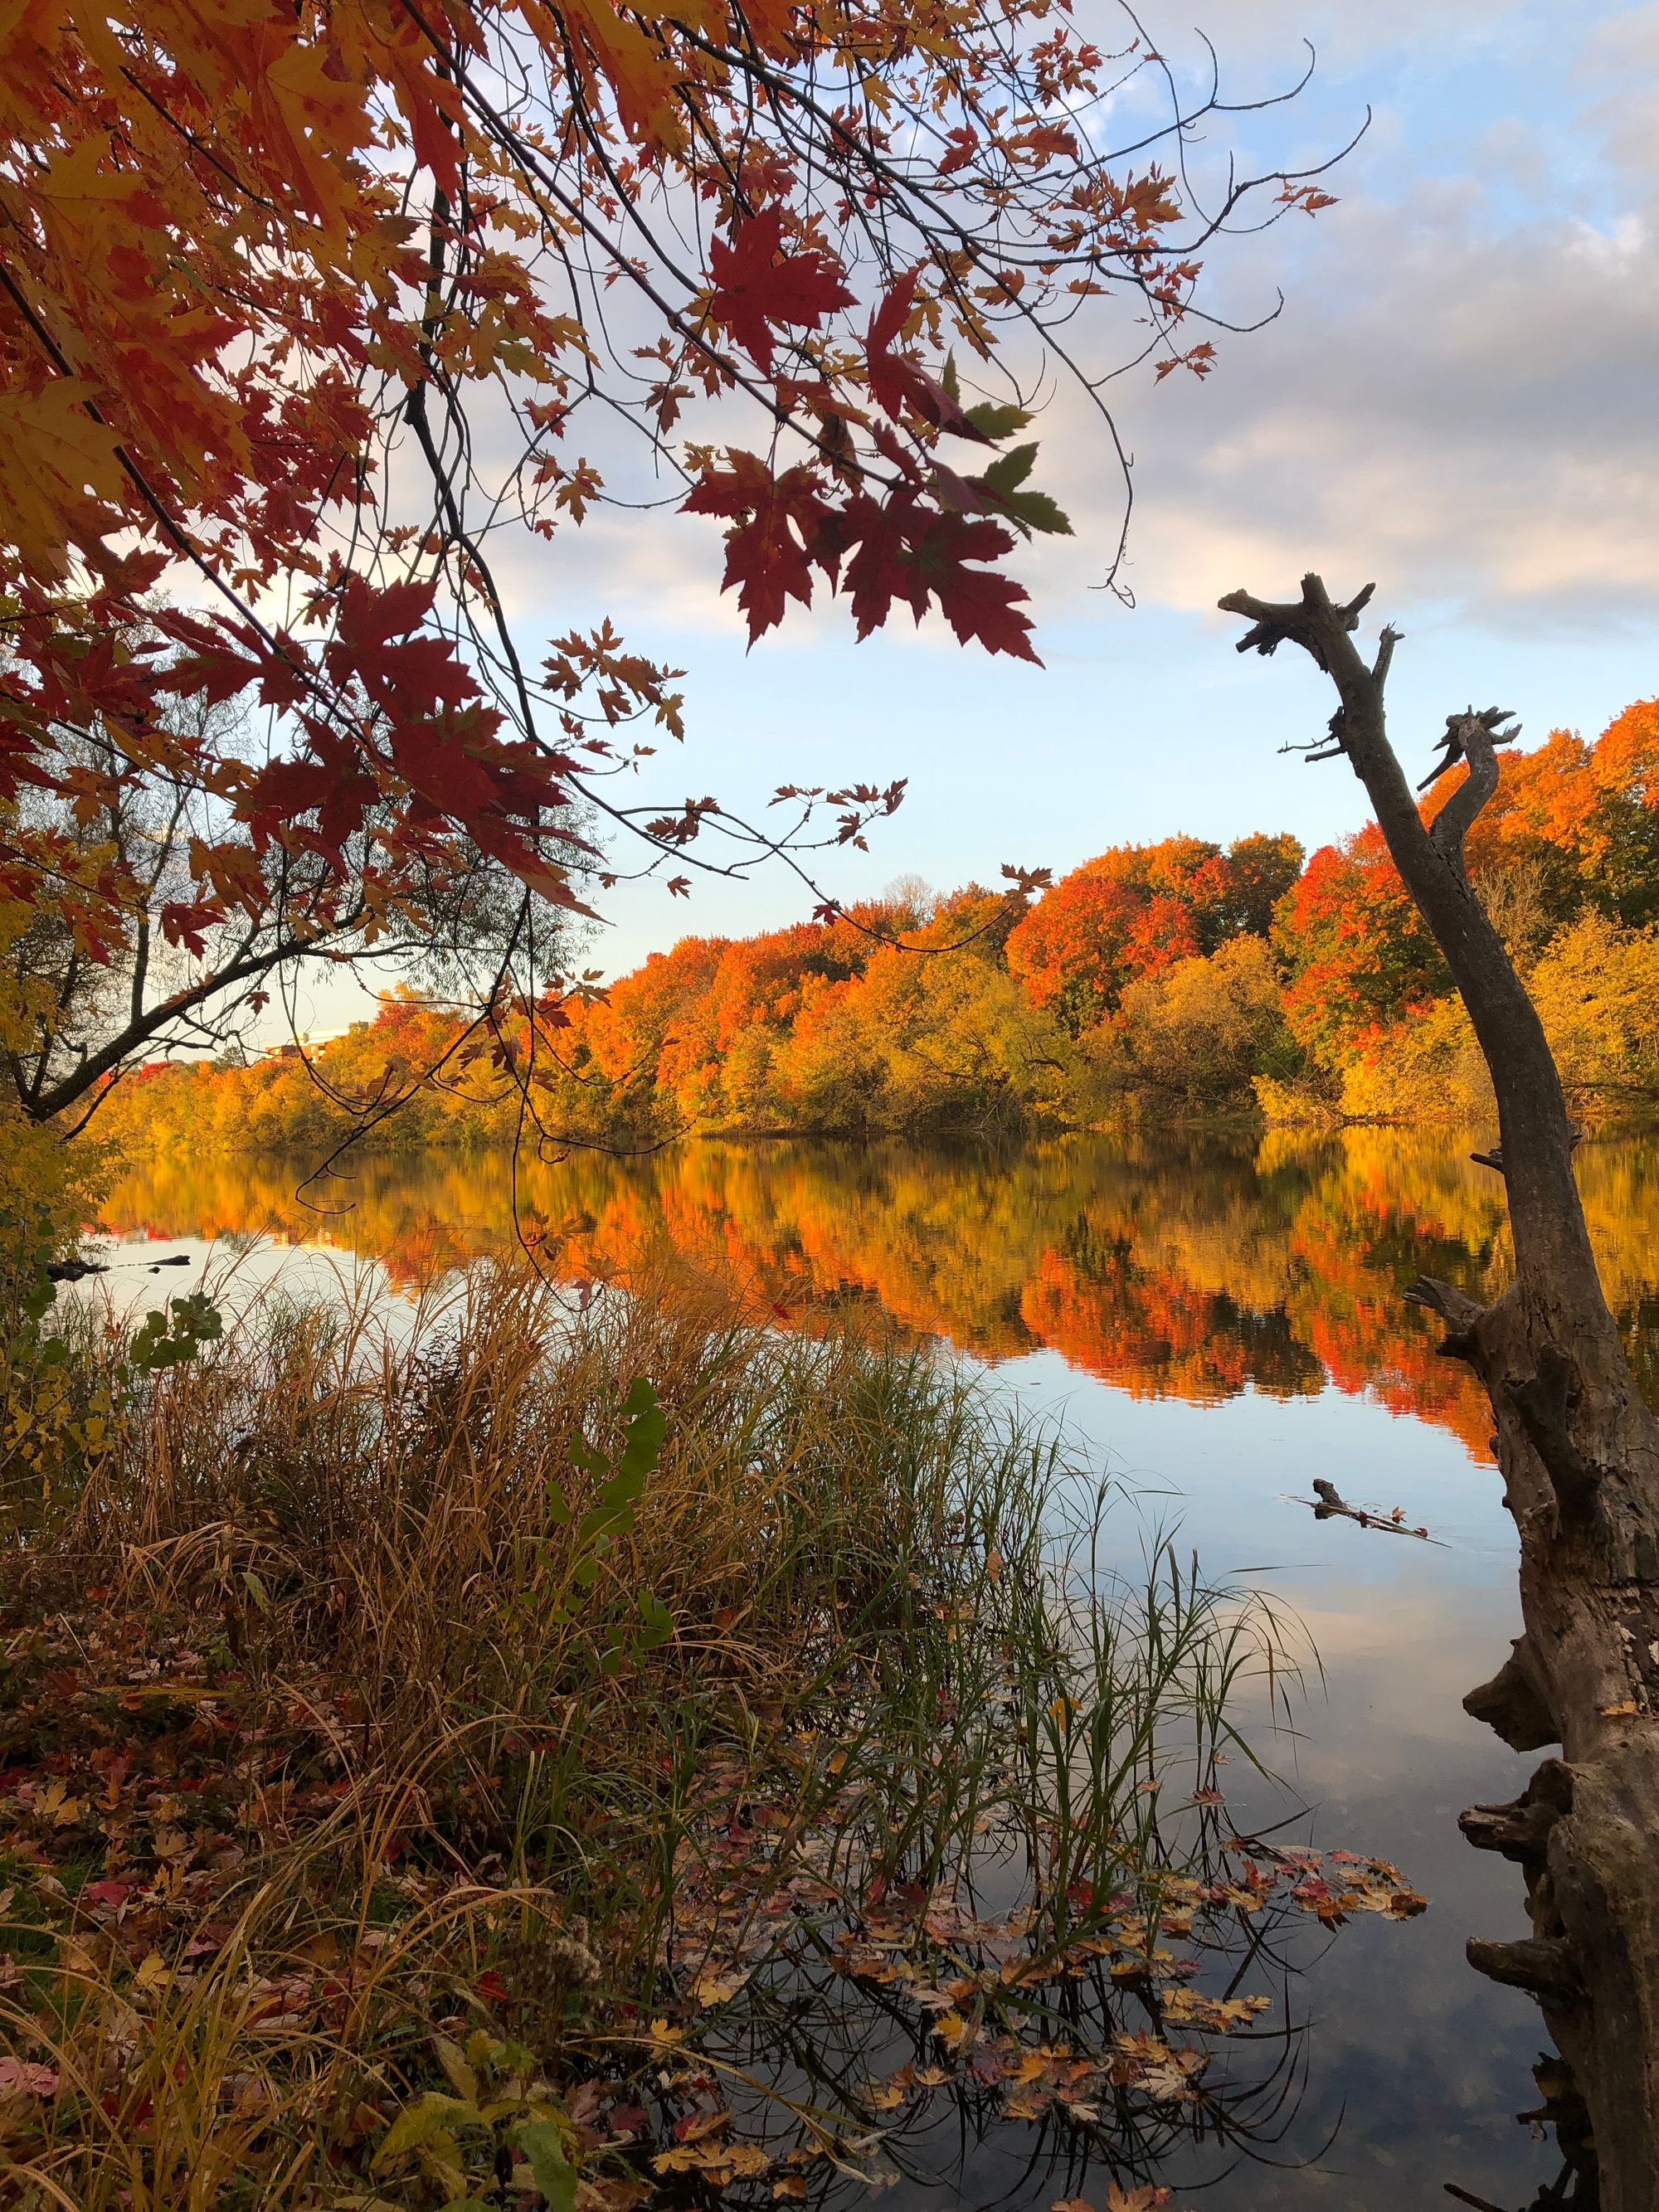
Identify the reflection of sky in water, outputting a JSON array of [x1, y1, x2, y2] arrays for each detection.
[[983, 1360, 1547, 2206], [83, 1130, 1653, 2208]]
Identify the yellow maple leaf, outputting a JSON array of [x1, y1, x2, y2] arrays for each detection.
[[0, 377, 128, 577], [693, 1968, 748, 2007], [134, 1951, 169, 1993]]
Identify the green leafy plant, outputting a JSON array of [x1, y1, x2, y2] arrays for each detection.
[[128, 1287, 225, 1373], [546, 1375, 674, 1675], [2, 1192, 222, 1501], [369, 2031, 577, 2210], [0, 1199, 115, 1480]]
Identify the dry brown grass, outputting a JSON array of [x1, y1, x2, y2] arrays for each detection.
[[2, 1262, 1296, 2208]]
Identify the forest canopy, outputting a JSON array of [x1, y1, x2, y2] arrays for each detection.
[[94, 695, 1659, 1154]]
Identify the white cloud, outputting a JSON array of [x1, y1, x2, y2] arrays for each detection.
[[1015, 157, 1659, 634], [1579, 2, 1659, 181]]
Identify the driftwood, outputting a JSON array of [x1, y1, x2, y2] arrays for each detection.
[[1221, 574, 1659, 2212], [44, 1252, 191, 1282], [1289, 1476, 1437, 1539]]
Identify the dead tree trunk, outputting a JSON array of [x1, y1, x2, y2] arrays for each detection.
[[1219, 575, 1659, 2211]]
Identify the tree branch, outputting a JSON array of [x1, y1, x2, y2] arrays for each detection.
[[1404, 1274, 1486, 1364], [27, 924, 355, 1121], [1466, 1935, 1583, 2001], [1218, 573, 1375, 673], [1427, 707, 1517, 869], [1219, 573, 1609, 1330]]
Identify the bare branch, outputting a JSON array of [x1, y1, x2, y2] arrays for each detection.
[[1426, 707, 1519, 868], [1403, 1275, 1486, 1331], [1218, 573, 1375, 671]]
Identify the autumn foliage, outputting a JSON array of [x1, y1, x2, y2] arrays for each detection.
[[0, 0, 1334, 1124], [91, 834, 1299, 1149], [90, 698, 1659, 1153], [1267, 699, 1659, 1115], [88, 698, 1659, 1159], [1005, 833, 1302, 1034]]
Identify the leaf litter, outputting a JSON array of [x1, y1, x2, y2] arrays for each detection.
[[635, 1746, 1428, 2198]]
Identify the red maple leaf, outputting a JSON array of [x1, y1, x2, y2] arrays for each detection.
[[682, 453, 831, 639], [158, 900, 222, 957], [838, 494, 1038, 660], [907, 510, 1039, 662], [246, 728, 378, 864], [865, 270, 985, 436], [326, 574, 478, 717], [839, 493, 921, 636], [153, 611, 309, 712], [708, 207, 854, 374]]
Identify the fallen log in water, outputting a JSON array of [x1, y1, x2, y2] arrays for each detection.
[[1283, 1478, 1438, 1541]]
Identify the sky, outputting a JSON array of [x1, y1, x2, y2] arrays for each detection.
[[292, 0, 1659, 1028]]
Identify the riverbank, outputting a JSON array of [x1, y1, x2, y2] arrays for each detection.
[[1, 1262, 1424, 2210]]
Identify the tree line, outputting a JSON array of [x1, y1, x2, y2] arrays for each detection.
[[91, 692, 1659, 1156]]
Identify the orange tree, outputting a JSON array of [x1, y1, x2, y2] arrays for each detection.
[[0, 0, 1334, 1129], [1272, 703, 1659, 1077], [1005, 831, 1302, 1033], [1269, 820, 1448, 1070]]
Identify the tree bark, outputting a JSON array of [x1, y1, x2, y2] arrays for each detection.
[[1219, 574, 1659, 2211]]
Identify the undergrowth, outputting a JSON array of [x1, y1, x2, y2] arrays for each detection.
[[0, 1266, 1421, 2210]]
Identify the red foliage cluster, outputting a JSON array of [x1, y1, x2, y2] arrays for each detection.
[[1005, 833, 1303, 1033], [5, 0, 1288, 991]]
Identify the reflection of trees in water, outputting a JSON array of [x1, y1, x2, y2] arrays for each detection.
[[99, 1129, 1659, 1465]]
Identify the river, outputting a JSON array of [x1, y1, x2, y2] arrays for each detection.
[[92, 1125, 1659, 2210]]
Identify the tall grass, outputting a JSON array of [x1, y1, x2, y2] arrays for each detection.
[[0, 1265, 1301, 2208]]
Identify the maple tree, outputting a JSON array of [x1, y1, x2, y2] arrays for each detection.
[[0, 0, 1336, 1122], [1272, 702, 1659, 1082], [1269, 821, 1448, 1067], [1005, 833, 1301, 1033]]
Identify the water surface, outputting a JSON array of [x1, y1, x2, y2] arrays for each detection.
[[94, 1127, 1659, 2209]]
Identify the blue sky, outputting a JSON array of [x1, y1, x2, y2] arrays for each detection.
[[294, 0, 1659, 1027], [572, 0, 1659, 973]]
